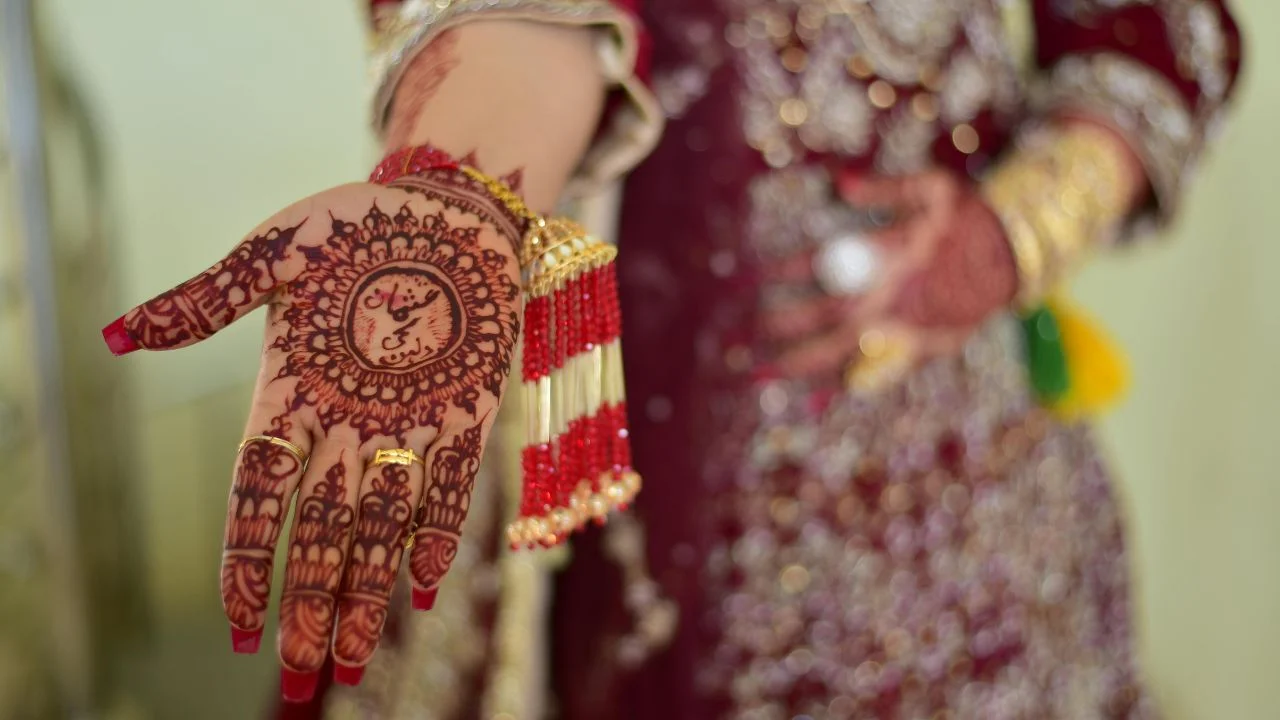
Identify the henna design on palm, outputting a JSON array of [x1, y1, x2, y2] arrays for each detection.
[[120, 192, 521, 439], [280, 203, 519, 443], [388, 170, 527, 252]]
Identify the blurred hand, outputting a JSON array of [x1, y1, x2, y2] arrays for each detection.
[[769, 169, 1018, 382], [102, 177, 522, 698]]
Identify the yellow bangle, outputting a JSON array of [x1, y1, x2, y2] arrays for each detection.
[[455, 166, 610, 282], [982, 124, 1133, 307]]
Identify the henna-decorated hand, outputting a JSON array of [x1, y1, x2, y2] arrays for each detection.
[[103, 175, 522, 700], [769, 170, 1018, 381]]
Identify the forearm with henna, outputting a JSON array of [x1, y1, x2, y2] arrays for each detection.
[[384, 20, 607, 210], [384, 29, 461, 152]]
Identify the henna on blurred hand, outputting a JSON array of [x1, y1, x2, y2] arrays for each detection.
[[279, 458, 356, 672], [410, 419, 485, 596], [385, 30, 460, 150], [223, 413, 303, 633], [891, 190, 1019, 329], [333, 464, 416, 665]]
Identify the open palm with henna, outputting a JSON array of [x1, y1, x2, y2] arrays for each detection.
[[102, 172, 522, 700]]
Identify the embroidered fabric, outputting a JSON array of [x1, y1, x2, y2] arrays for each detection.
[[1032, 53, 1198, 229]]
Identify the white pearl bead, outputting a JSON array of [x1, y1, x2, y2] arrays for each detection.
[[814, 232, 881, 296]]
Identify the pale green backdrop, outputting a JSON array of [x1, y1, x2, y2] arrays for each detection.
[[42, 0, 1280, 717]]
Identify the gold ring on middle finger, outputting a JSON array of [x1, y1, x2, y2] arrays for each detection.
[[368, 448, 425, 469]]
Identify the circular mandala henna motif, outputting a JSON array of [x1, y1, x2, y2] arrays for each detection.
[[346, 263, 465, 371], [281, 203, 520, 440]]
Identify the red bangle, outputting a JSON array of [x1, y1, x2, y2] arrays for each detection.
[[369, 145, 534, 258], [368, 144, 460, 185]]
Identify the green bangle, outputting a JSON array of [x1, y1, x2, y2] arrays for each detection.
[[1021, 304, 1070, 404]]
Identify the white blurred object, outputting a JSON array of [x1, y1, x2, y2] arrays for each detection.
[[814, 232, 881, 296]]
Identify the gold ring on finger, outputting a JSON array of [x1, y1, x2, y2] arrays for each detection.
[[237, 435, 308, 466], [369, 448, 425, 469], [845, 330, 912, 395], [858, 328, 888, 358]]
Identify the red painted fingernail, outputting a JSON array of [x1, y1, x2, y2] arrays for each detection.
[[102, 315, 139, 355], [334, 663, 366, 687], [280, 669, 320, 703], [230, 626, 262, 654], [412, 587, 439, 611]]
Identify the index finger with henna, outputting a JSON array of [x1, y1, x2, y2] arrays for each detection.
[[223, 409, 313, 654]]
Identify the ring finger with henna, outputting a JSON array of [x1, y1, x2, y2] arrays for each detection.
[[273, 435, 359, 698], [326, 440, 432, 692]]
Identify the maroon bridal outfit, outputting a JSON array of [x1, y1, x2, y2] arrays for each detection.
[[554, 1, 1240, 718]]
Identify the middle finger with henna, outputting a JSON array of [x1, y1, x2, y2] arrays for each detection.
[[275, 439, 360, 700]]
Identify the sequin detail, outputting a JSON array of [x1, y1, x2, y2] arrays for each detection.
[[724, 0, 1020, 170], [1033, 53, 1200, 225], [686, 169, 1159, 717]]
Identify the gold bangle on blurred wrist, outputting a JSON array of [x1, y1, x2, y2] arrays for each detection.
[[981, 123, 1133, 307]]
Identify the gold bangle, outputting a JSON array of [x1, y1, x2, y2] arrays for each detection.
[[458, 166, 552, 268], [1003, 213, 1049, 303], [844, 329, 913, 395], [460, 166, 538, 224], [457, 166, 606, 273], [982, 124, 1132, 306]]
